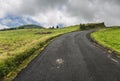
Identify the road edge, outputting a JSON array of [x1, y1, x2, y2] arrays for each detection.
[[87, 29, 120, 63]]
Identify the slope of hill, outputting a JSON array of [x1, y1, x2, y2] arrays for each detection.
[[0, 25, 80, 80], [0, 23, 107, 80]]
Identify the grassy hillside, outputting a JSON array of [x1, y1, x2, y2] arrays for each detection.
[[91, 27, 120, 56], [0, 25, 80, 79]]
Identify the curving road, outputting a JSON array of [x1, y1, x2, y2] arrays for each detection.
[[13, 30, 120, 81]]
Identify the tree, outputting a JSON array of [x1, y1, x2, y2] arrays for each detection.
[[56, 25, 59, 28], [80, 24, 86, 30], [52, 26, 54, 29]]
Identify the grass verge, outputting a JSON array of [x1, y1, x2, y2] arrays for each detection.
[[91, 27, 120, 57], [2, 35, 57, 81]]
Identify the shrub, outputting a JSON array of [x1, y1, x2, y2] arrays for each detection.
[[80, 22, 106, 30]]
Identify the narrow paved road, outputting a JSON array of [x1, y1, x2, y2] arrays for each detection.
[[13, 30, 120, 81]]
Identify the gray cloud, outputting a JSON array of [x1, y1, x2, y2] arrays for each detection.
[[1, 0, 120, 27], [64, 0, 120, 25], [13, 0, 68, 16], [65, 0, 98, 21]]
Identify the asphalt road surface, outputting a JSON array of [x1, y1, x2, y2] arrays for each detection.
[[13, 30, 120, 81]]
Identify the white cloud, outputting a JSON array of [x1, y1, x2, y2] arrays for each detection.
[[0, 0, 20, 16], [0, 0, 120, 28], [1, 19, 12, 24], [30, 9, 79, 27], [0, 24, 9, 29]]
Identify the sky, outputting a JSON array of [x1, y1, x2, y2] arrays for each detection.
[[0, 0, 120, 29]]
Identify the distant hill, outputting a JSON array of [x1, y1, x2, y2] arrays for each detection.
[[0, 24, 44, 31], [17, 24, 43, 29], [0, 15, 41, 28]]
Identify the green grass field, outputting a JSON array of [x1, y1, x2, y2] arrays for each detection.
[[0, 25, 80, 78], [91, 27, 120, 55]]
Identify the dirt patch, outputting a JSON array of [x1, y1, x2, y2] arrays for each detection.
[[35, 32, 52, 34], [0, 52, 3, 54]]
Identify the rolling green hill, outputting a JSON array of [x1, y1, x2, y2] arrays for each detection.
[[17, 24, 43, 29], [0, 25, 80, 80], [0, 24, 43, 31]]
